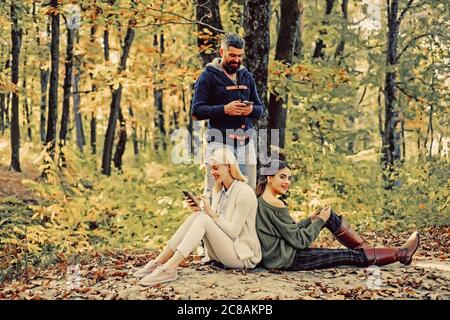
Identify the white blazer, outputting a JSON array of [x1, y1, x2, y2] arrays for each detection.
[[211, 180, 262, 268]]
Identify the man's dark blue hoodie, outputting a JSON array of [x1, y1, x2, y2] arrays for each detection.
[[191, 58, 264, 142]]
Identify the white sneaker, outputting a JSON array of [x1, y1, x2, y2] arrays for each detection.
[[139, 266, 178, 286], [133, 260, 161, 278]]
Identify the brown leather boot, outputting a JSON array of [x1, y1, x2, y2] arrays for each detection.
[[333, 216, 367, 249], [363, 232, 420, 266]]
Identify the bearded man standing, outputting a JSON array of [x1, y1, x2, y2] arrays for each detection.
[[191, 33, 264, 199]]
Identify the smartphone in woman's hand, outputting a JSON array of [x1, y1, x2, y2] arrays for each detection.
[[182, 191, 201, 208]]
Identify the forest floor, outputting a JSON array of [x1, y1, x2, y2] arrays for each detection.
[[0, 242, 448, 300], [0, 165, 449, 300]]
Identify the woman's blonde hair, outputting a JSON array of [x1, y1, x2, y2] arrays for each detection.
[[209, 148, 247, 193]]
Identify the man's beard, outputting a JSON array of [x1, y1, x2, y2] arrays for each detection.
[[222, 61, 241, 74]]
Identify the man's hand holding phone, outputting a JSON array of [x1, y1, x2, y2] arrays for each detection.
[[224, 100, 253, 116], [224, 100, 246, 116], [240, 100, 254, 116]]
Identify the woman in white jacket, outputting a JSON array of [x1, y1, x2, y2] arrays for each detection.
[[134, 148, 262, 286]]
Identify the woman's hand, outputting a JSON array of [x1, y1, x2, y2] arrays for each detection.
[[198, 195, 218, 218], [185, 197, 201, 212], [308, 208, 321, 218], [316, 205, 331, 223]]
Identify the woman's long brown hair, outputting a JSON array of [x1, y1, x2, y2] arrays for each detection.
[[255, 160, 291, 197]]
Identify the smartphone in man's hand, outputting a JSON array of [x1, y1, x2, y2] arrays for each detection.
[[243, 100, 254, 107]]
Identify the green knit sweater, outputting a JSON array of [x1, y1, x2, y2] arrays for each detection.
[[256, 197, 325, 269]]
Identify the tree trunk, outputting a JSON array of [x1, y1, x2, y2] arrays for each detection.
[[111, 26, 127, 169], [244, 0, 271, 170], [103, 28, 110, 62], [377, 87, 383, 138], [73, 57, 85, 151], [293, 2, 304, 62], [401, 118, 406, 160], [90, 24, 97, 154], [40, 69, 49, 142], [59, 27, 75, 145], [153, 33, 166, 152], [144, 127, 148, 150], [0, 93, 5, 135], [22, 56, 32, 141], [113, 109, 127, 171], [185, 85, 195, 156], [181, 86, 187, 121], [153, 88, 166, 151], [0, 46, 4, 134], [138, 126, 143, 151], [59, 22, 75, 166], [268, 0, 299, 149], [34, 2, 50, 143], [172, 104, 179, 134], [424, 73, 436, 158], [195, 0, 223, 67], [102, 86, 122, 175], [90, 115, 97, 154], [10, 3, 22, 172], [347, 115, 355, 153], [45, 0, 60, 166], [4, 58, 11, 129], [427, 105, 433, 157], [103, 0, 114, 62], [382, 0, 402, 189], [5, 93, 11, 129], [416, 128, 421, 156], [335, 0, 353, 152], [313, 0, 334, 59], [101, 24, 135, 176], [129, 106, 139, 155], [334, 0, 348, 60]]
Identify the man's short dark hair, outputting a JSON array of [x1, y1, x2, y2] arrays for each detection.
[[221, 33, 245, 50]]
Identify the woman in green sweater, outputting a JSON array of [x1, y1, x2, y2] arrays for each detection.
[[255, 160, 420, 271]]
